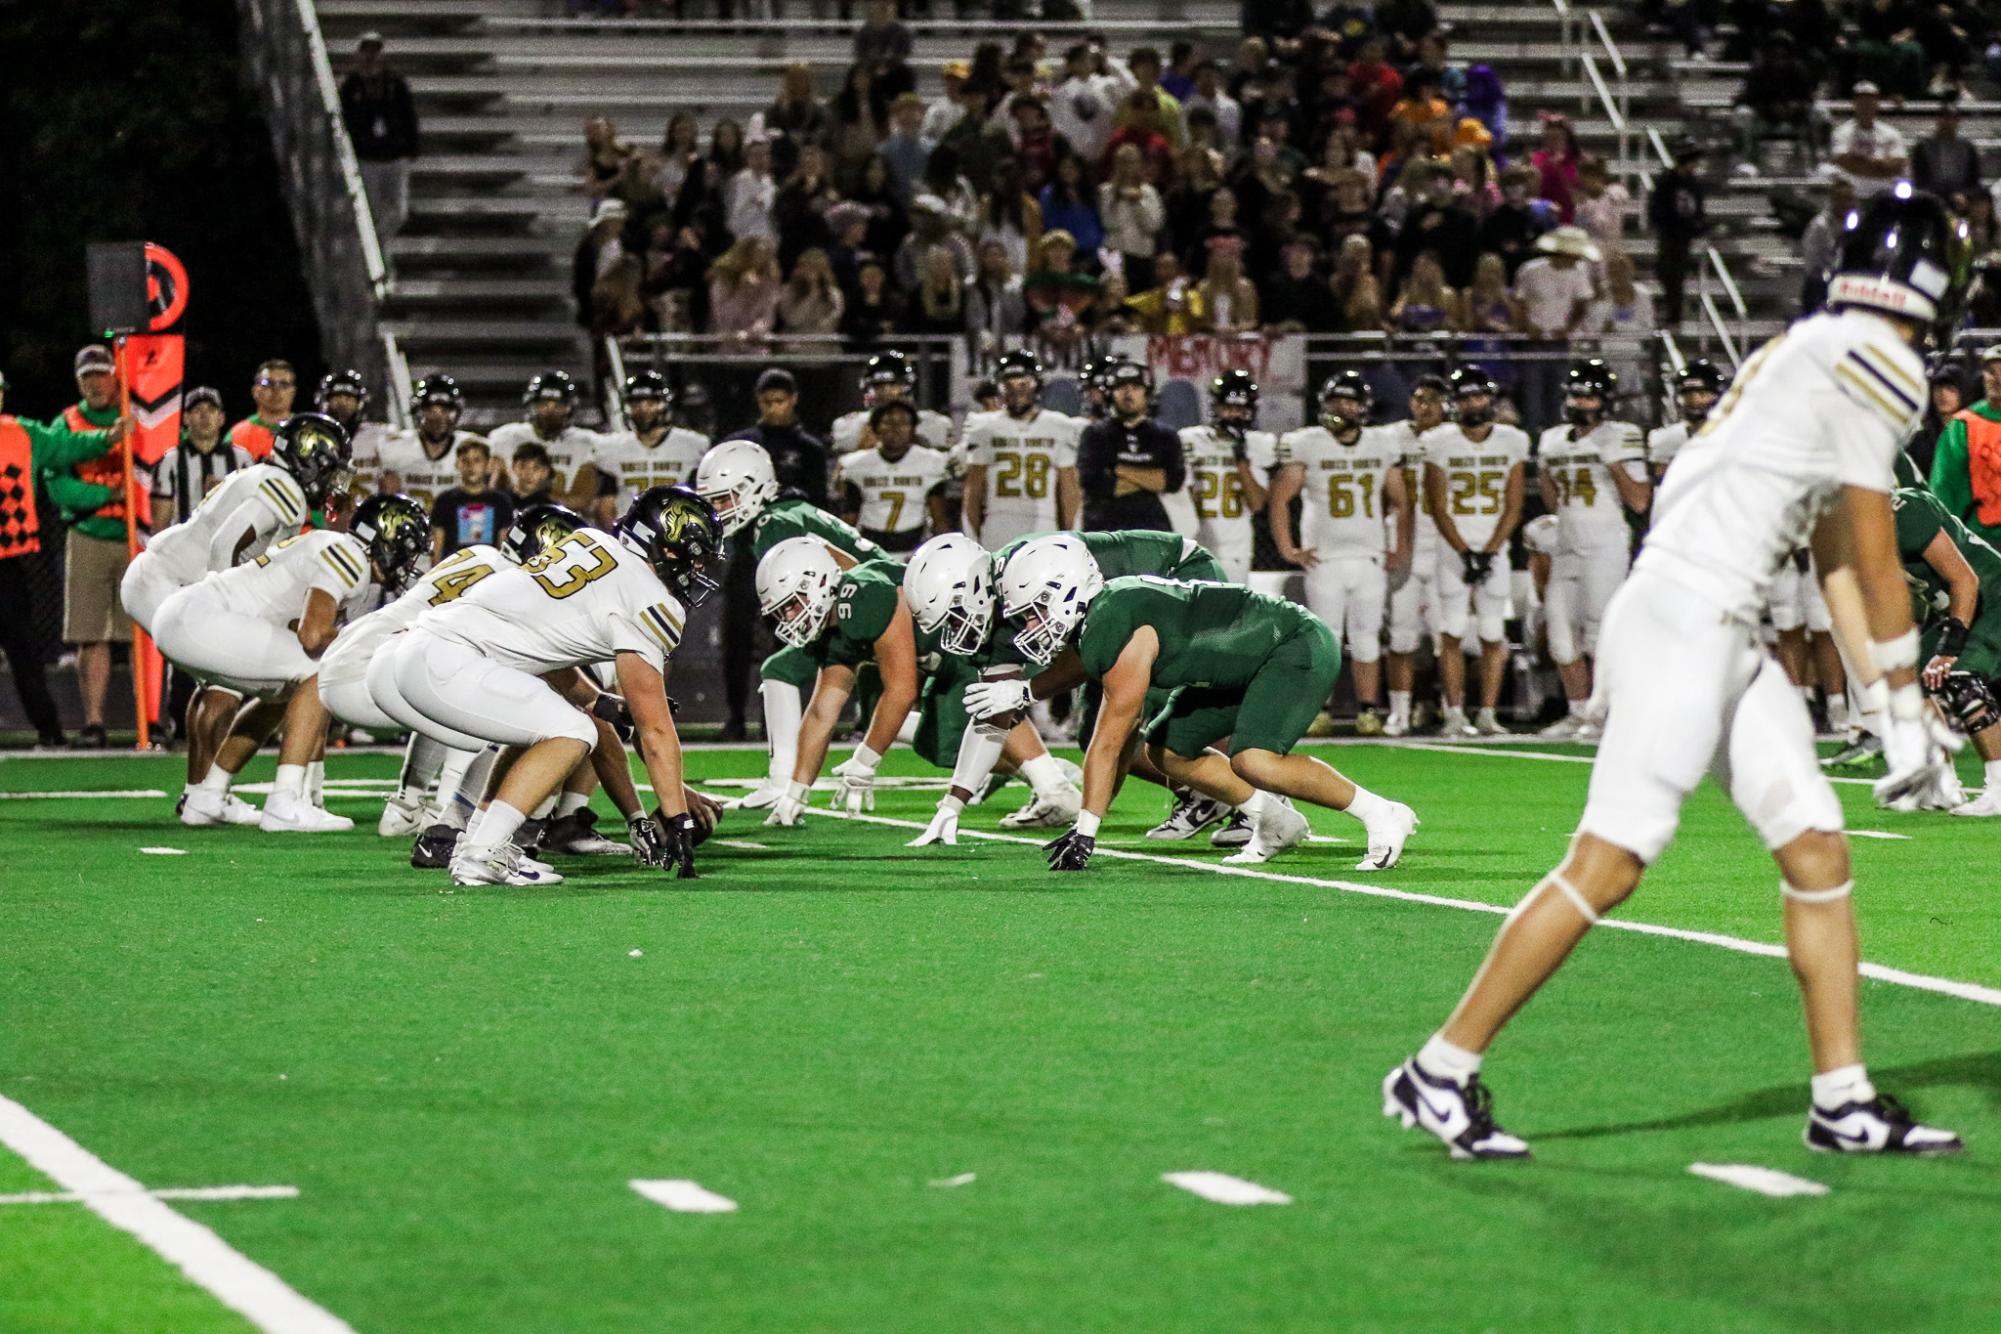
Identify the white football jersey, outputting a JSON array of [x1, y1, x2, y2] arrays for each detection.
[[320, 544, 503, 676], [1647, 421, 1693, 477], [208, 528, 374, 626], [373, 429, 480, 509], [485, 422, 605, 497], [1422, 422, 1532, 547], [144, 463, 307, 586], [831, 406, 957, 455], [1279, 423, 1406, 559], [835, 444, 952, 538], [417, 528, 686, 675], [962, 407, 1081, 544], [1536, 419, 1646, 552], [346, 421, 396, 478], [1639, 308, 1925, 624], [1177, 424, 1276, 571], [1383, 419, 1441, 568], [592, 426, 710, 504]]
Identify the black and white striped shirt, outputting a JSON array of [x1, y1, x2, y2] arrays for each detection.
[[153, 439, 254, 528]]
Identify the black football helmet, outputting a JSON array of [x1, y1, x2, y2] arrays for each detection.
[[412, 374, 464, 429], [351, 492, 429, 593], [1319, 369, 1372, 432], [616, 484, 725, 608], [523, 369, 580, 406], [1446, 367, 1498, 426], [1676, 358, 1726, 424], [861, 350, 915, 393], [996, 348, 1044, 415], [270, 412, 354, 505], [1210, 370, 1259, 437], [315, 368, 369, 418], [1826, 185, 1972, 340], [625, 369, 670, 406], [1562, 358, 1617, 427], [505, 502, 587, 565]]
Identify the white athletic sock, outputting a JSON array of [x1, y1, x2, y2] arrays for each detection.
[[465, 800, 526, 854], [1799, 685, 1814, 706], [1811, 1063, 1876, 1110], [531, 793, 559, 819], [1240, 789, 1278, 825], [306, 760, 325, 806], [760, 680, 803, 787], [1984, 758, 2001, 789], [555, 791, 589, 819], [1417, 1033, 1482, 1084], [200, 766, 233, 796], [1826, 694, 1848, 729], [1854, 677, 1889, 738], [1388, 689, 1411, 720], [1567, 697, 1588, 719], [1018, 754, 1067, 796], [273, 763, 307, 800], [1344, 785, 1388, 826]]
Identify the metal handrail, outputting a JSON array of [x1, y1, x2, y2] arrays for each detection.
[[291, 0, 386, 296], [602, 335, 631, 433], [488, 14, 1192, 34], [1699, 291, 1743, 366], [381, 330, 414, 431], [1579, 52, 1631, 179], [1551, 0, 1578, 74]]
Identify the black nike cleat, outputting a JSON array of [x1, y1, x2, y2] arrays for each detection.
[[1805, 1093, 1963, 1155], [411, 822, 460, 869], [1383, 1059, 1531, 1161]]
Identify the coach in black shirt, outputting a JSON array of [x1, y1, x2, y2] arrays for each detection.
[[1077, 359, 1185, 531], [719, 368, 830, 506]]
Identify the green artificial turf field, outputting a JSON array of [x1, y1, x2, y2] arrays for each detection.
[[2, 741, 1998, 1333]]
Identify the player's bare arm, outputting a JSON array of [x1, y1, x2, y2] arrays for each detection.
[[1237, 452, 1270, 513], [1608, 457, 1652, 515], [1424, 461, 1470, 554], [1385, 465, 1413, 569], [1485, 462, 1526, 555], [862, 596, 920, 757], [1080, 629, 1158, 820], [1267, 461, 1315, 566], [1027, 646, 1088, 700], [1917, 529, 1980, 685], [617, 651, 689, 821], [926, 488, 952, 539], [1057, 466, 1082, 530], [961, 463, 988, 535], [295, 588, 340, 657]]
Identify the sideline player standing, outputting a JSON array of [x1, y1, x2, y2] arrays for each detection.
[[960, 350, 1082, 547], [374, 374, 483, 508], [833, 400, 953, 553], [1384, 189, 1966, 1160], [1177, 371, 1275, 585], [829, 351, 955, 455], [591, 371, 710, 523], [1645, 359, 1725, 483], [1382, 376, 1449, 736], [1424, 369, 1530, 737], [486, 371, 603, 513], [1270, 371, 1412, 735], [1534, 359, 1651, 739]]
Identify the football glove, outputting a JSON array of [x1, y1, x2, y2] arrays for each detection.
[[907, 795, 965, 847], [831, 744, 882, 813], [628, 814, 668, 867], [662, 812, 699, 879], [1044, 828, 1096, 871], [1461, 550, 1487, 583], [591, 693, 636, 742], [965, 677, 1033, 722], [765, 781, 812, 827]]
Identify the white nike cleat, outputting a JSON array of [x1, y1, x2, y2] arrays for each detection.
[[378, 792, 435, 838], [1356, 800, 1419, 870], [722, 781, 786, 811], [1804, 1094, 1962, 1155], [1000, 786, 1082, 829], [1440, 707, 1478, 738], [1538, 715, 1582, 739], [1382, 1059, 1530, 1161], [541, 810, 631, 855], [1572, 720, 1602, 743], [1950, 788, 2001, 817], [180, 787, 262, 827], [1224, 798, 1308, 864], [450, 841, 565, 887], [1474, 707, 1505, 736], [1146, 793, 1231, 840], [259, 791, 355, 833], [1381, 714, 1411, 738]]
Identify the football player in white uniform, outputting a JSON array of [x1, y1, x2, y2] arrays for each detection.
[[1644, 359, 1725, 483], [127, 413, 351, 825], [834, 399, 953, 554], [1382, 375, 1450, 736], [374, 374, 484, 509], [486, 370, 604, 513], [592, 371, 710, 525], [1385, 190, 1965, 1161], [961, 349, 1083, 548], [382, 487, 723, 886], [1177, 371, 1275, 585], [830, 351, 955, 455], [1270, 371, 1412, 734], [1423, 368, 1530, 736], [1534, 359, 1651, 739], [315, 368, 394, 481]]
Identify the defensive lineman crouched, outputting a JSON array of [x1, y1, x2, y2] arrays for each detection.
[[968, 536, 1418, 870], [1384, 189, 1965, 1161]]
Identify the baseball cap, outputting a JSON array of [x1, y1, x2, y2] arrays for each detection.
[[1852, 80, 1881, 96], [1979, 344, 2001, 365], [183, 385, 224, 411], [755, 368, 798, 396], [358, 31, 385, 48], [74, 345, 115, 376]]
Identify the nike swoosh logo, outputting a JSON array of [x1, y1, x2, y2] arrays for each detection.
[[1407, 1070, 1462, 1125], [1814, 1120, 1877, 1148]]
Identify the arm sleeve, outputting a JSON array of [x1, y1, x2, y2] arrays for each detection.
[[25, 417, 114, 472]]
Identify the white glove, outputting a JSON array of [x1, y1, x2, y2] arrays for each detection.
[[764, 781, 812, 827], [1874, 687, 1948, 808], [964, 678, 1033, 722], [907, 796, 965, 847], [831, 745, 882, 813]]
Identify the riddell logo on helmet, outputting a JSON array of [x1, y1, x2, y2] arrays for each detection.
[[1827, 274, 1935, 319]]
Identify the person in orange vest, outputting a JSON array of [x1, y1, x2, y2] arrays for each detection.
[[50, 345, 143, 748], [224, 358, 297, 461], [1930, 343, 2001, 551]]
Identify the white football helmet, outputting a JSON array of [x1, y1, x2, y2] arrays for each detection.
[[694, 440, 780, 536], [996, 534, 1103, 665], [757, 537, 841, 648], [903, 533, 994, 657]]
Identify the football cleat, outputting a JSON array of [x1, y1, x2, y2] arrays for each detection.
[[1950, 787, 2001, 817], [378, 792, 436, 838], [723, 781, 786, 811], [1440, 707, 1478, 738], [1381, 714, 1411, 738], [1804, 1094, 1962, 1155], [1572, 720, 1602, 743], [1823, 732, 1884, 769], [180, 787, 263, 827], [999, 786, 1082, 829], [1210, 811, 1253, 848], [1382, 1059, 1530, 1161], [1224, 797, 1308, 864], [449, 841, 566, 887], [515, 816, 547, 853], [1474, 707, 1505, 736], [1357, 800, 1419, 871], [1307, 709, 1338, 738], [541, 809, 632, 856], [411, 822, 460, 869], [1146, 793, 1231, 840], [1354, 707, 1385, 736], [1538, 714, 1583, 740], [259, 790, 355, 833]]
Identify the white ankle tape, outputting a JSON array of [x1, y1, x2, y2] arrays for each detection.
[[1546, 872, 1600, 925], [1782, 880, 1854, 904]]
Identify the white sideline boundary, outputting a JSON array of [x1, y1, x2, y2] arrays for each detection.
[[0, 1184, 298, 1206], [732, 796, 2001, 1011], [0, 1095, 352, 1332]]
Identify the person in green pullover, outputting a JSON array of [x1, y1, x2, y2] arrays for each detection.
[[1928, 343, 2001, 551], [48, 345, 138, 747]]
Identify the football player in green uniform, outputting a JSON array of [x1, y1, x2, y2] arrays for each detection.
[[1892, 486, 2001, 814], [964, 536, 1419, 870]]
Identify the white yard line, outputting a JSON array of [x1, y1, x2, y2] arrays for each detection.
[[1162, 1171, 1293, 1206], [629, 1178, 738, 1214], [0, 1184, 298, 1206], [712, 839, 772, 851], [0, 1095, 352, 1332], [1687, 1163, 1829, 1198]]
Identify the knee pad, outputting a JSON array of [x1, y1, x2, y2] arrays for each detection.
[[1387, 626, 1422, 655], [1930, 671, 2000, 735], [1476, 612, 1507, 644], [1348, 635, 1383, 664]]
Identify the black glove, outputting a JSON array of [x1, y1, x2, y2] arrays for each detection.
[[592, 693, 635, 742], [628, 814, 668, 867], [1461, 550, 1486, 583], [1044, 828, 1096, 871], [662, 812, 700, 879]]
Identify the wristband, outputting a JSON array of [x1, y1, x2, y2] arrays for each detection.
[[1937, 616, 1970, 659], [1074, 810, 1102, 837], [849, 743, 883, 772], [937, 794, 966, 816], [1887, 681, 1924, 721], [1869, 628, 1919, 675], [786, 781, 812, 803]]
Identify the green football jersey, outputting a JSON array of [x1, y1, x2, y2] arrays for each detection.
[[1075, 577, 1315, 688], [995, 528, 1196, 581], [1894, 486, 2001, 629], [751, 498, 888, 565], [809, 557, 903, 668]]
